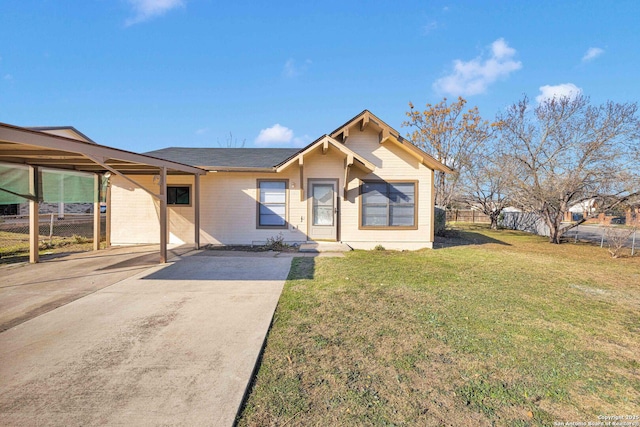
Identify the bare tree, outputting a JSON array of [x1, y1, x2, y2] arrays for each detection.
[[217, 132, 246, 148], [498, 95, 640, 243], [403, 97, 495, 207], [461, 150, 512, 229]]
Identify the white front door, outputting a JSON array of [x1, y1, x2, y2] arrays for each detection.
[[308, 180, 337, 241]]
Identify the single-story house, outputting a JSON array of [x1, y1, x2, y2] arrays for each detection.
[[110, 110, 452, 250]]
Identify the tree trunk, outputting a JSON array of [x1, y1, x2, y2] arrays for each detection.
[[489, 211, 500, 230], [548, 228, 561, 244], [544, 211, 564, 244]]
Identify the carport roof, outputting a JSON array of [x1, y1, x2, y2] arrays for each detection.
[[0, 122, 205, 175]]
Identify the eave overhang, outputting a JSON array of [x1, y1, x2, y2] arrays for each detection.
[[0, 122, 205, 176]]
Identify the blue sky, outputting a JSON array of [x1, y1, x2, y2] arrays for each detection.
[[2, 0, 639, 152]]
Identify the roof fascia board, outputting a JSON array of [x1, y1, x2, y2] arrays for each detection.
[[381, 135, 453, 173], [204, 167, 276, 173], [0, 123, 205, 175]]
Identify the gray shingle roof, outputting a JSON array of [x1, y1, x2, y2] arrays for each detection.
[[144, 147, 300, 170]]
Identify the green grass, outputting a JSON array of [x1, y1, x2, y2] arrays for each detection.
[[0, 230, 98, 263], [237, 226, 640, 426]]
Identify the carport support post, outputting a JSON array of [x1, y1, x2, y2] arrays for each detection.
[[105, 176, 111, 248], [194, 173, 200, 249], [93, 174, 101, 252], [159, 167, 168, 263], [29, 165, 39, 264]]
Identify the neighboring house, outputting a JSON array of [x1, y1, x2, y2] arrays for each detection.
[[1, 127, 96, 217], [627, 205, 639, 226], [563, 199, 596, 222], [110, 111, 452, 250], [563, 199, 636, 225]]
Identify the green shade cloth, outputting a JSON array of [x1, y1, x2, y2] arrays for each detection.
[[41, 169, 95, 203], [0, 163, 31, 203], [0, 163, 97, 203]]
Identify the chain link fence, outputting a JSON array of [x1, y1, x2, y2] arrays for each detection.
[[568, 224, 637, 257], [500, 212, 637, 256], [0, 213, 106, 260]]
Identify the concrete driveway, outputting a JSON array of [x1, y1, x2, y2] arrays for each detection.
[[0, 249, 292, 426]]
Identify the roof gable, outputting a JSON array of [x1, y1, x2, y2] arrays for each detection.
[[275, 135, 375, 173], [27, 126, 96, 143], [329, 110, 453, 173]]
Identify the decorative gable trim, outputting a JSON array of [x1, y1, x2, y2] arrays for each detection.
[[329, 110, 453, 174]]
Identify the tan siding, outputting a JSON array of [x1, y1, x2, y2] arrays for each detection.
[[341, 127, 434, 249], [199, 170, 308, 245], [111, 175, 196, 245]]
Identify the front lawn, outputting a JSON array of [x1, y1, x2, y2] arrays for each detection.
[[237, 226, 640, 426]]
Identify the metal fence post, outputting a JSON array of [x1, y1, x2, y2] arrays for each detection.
[[49, 213, 54, 244], [600, 226, 605, 248]]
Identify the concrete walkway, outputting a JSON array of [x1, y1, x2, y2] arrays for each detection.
[[298, 241, 352, 253], [0, 249, 292, 426]]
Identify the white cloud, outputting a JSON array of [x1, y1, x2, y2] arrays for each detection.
[[433, 38, 522, 96], [536, 83, 583, 104], [255, 124, 294, 146], [254, 125, 311, 147], [125, 0, 184, 26], [282, 58, 311, 78], [582, 47, 604, 62], [421, 20, 438, 35], [195, 127, 208, 135]]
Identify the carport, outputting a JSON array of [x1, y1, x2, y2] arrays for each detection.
[[0, 122, 205, 263]]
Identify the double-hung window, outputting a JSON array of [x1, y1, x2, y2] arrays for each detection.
[[361, 181, 416, 228], [257, 180, 287, 228], [167, 186, 190, 205]]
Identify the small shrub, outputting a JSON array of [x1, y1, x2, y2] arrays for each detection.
[[373, 244, 386, 251], [435, 207, 447, 236], [264, 233, 289, 251], [72, 234, 89, 244], [39, 241, 54, 250], [604, 226, 636, 258]]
